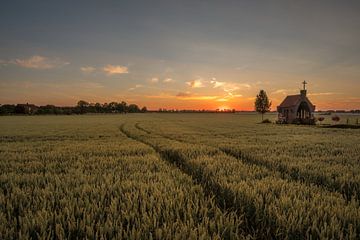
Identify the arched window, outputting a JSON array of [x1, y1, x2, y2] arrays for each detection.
[[297, 102, 310, 119]]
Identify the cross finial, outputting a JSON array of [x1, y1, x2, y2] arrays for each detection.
[[302, 80, 307, 90]]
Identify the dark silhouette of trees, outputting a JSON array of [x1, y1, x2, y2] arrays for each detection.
[[128, 104, 140, 113], [0, 104, 16, 115], [255, 90, 271, 121], [77, 100, 90, 114], [0, 100, 147, 115], [117, 101, 127, 113]]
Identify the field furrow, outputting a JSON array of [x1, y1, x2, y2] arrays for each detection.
[[136, 119, 360, 201], [0, 117, 247, 239], [123, 121, 360, 239], [1, 114, 359, 239]]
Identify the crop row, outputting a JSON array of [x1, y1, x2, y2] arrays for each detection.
[[122, 122, 360, 239], [0, 132, 246, 239], [137, 120, 360, 200]]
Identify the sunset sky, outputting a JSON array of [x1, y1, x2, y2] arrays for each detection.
[[1, 0, 360, 110]]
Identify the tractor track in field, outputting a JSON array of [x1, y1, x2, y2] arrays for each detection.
[[134, 122, 358, 201], [120, 122, 241, 212], [119, 122, 263, 238]]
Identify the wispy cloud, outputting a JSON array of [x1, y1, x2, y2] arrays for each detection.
[[308, 92, 341, 96], [186, 78, 204, 88], [176, 92, 218, 100], [207, 79, 248, 101], [211, 80, 225, 88], [9, 55, 69, 69], [128, 84, 143, 91], [271, 89, 341, 97], [271, 89, 296, 95], [103, 65, 129, 75], [176, 91, 193, 97], [149, 77, 159, 83], [211, 80, 250, 95], [216, 94, 243, 102], [163, 78, 174, 83], [80, 66, 96, 73], [145, 89, 242, 102]]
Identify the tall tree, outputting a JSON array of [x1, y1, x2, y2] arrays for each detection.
[[255, 90, 271, 121], [128, 104, 140, 113], [77, 100, 89, 114]]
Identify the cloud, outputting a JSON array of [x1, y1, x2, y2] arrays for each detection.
[[150, 77, 159, 83], [216, 94, 243, 102], [271, 89, 294, 95], [163, 78, 174, 83], [103, 65, 129, 75], [211, 80, 226, 88], [11, 55, 69, 69], [271, 89, 331, 95], [80, 66, 96, 73], [176, 92, 218, 100], [186, 78, 204, 88], [235, 65, 249, 71], [176, 91, 193, 97], [209, 80, 248, 101], [128, 84, 143, 91], [308, 92, 341, 96], [211, 80, 250, 95]]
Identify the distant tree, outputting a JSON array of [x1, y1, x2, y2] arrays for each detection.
[[318, 117, 325, 125], [116, 101, 127, 113], [77, 100, 89, 108], [128, 104, 140, 113], [108, 102, 118, 113], [14, 104, 26, 114], [77, 100, 89, 114], [38, 105, 57, 114], [94, 103, 102, 113], [332, 115, 340, 124], [255, 90, 271, 121], [141, 106, 147, 113], [0, 104, 16, 115]]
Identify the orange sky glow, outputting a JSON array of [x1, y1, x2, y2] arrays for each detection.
[[1, 1, 359, 111]]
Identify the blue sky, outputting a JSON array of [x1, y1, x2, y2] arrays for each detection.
[[1, 0, 360, 110]]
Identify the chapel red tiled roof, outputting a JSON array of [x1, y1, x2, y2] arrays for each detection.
[[278, 95, 301, 108]]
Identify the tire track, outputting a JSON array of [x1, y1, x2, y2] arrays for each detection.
[[120, 122, 262, 238], [121, 123, 240, 212], [135, 122, 357, 201]]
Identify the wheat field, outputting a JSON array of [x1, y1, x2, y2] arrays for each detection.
[[1, 113, 360, 239]]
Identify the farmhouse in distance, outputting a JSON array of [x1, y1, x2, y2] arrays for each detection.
[[277, 81, 316, 124]]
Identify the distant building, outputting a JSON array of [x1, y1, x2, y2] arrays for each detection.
[[277, 81, 316, 124]]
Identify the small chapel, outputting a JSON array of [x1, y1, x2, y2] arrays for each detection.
[[277, 81, 316, 124]]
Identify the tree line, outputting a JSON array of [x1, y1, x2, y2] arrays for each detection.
[[0, 100, 147, 115]]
